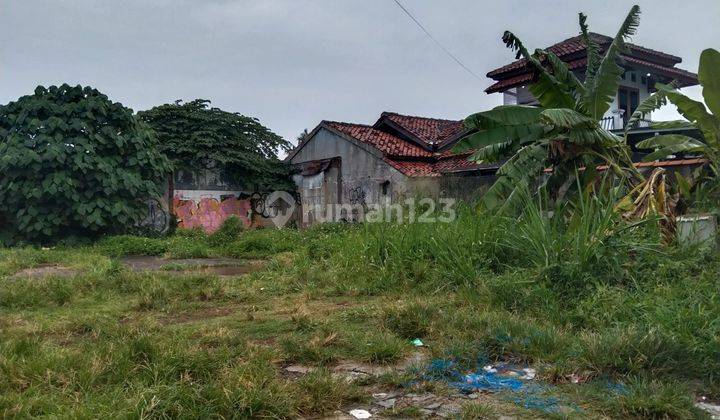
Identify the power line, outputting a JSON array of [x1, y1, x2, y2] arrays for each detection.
[[392, 0, 484, 82]]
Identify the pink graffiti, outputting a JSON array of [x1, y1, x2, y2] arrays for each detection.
[[172, 196, 252, 232]]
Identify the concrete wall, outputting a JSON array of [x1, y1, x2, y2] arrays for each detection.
[[170, 168, 252, 232], [439, 175, 495, 202]]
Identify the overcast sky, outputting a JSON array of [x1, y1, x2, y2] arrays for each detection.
[[2, 0, 718, 149]]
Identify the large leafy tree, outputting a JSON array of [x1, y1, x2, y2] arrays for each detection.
[[454, 6, 642, 211], [631, 49, 720, 175], [138, 99, 293, 191], [0, 84, 171, 244]]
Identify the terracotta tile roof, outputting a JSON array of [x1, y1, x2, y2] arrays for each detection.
[[486, 32, 696, 93], [486, 57, 591, 93], [320, 114, 502, 177], [435, 153, 497, 173], [384, 154, 496, 177], [621, 56, 698, 86], [486, 73, 533, 94], [378, 112, 466, 146], [325, 121, 433, 158], [487, 34, 596, 77], [317, 115, 482, 177], [384, 158, 440, 177]]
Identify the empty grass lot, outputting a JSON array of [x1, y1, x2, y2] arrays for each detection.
[[1, 205, 719, 418]]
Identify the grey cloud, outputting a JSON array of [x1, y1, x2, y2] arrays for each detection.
[[1, 0, 718, 145]]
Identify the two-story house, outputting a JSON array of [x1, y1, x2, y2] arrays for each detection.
[[486, 33, 699, 138]]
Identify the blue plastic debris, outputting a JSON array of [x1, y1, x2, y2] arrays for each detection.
[[422, 358, 581, 415], [452, 372, 524, 392]]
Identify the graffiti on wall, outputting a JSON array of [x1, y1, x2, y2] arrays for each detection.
[[173, 196, 252, 232], [251, 191, 300, 218], [347, 186, 367, 206], [138, 198, 170, 234]]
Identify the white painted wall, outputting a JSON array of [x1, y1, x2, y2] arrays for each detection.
[[174, 189, 245, 201]]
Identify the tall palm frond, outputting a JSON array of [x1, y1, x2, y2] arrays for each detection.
[[581, 5, 640, 119], [579, 13, 601, 81], [455, 6, 642, 212], [633, 49, 720, 176]]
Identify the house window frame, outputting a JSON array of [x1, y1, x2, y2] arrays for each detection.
[[617, 85, 640, 127]]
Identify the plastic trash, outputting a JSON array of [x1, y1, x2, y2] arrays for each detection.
[[411, 338, 424, 347], [349, 409, 372, 419], [521, 368, 536, 380], [458, 372, 524, 392]]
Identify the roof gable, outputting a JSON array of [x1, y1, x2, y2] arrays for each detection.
[[325, 121, 433, 158], [373, 112, 466, 149], [286, 112, 486, 177]]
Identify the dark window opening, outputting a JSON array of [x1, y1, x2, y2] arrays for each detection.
[[381, 181, 390, 196], [618, 86, 640, 126], [630, 72, 637, 83]]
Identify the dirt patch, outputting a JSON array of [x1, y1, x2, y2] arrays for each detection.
[[159, 306, 236, 325], [9, 265, 78, 280], [121, 256, 263, 277]]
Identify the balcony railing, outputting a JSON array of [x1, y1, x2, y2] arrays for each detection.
[[600, 114, 652, 131], [600, 116, 616, 130]]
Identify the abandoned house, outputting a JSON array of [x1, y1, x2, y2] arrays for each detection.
[[287, 32, 703, 226], [286, 112, 498, 226]]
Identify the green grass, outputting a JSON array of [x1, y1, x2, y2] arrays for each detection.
[[0, 211, 717, 418]]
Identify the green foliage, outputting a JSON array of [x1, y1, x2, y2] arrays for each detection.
[[208, 215, 245, 246], [455, 7, 643, 210], [221, 228, 300, 259], [96, 235, 169, 256], [0, 84, 171, 244], [632, 50, 720, 180], [138, 99, 293, 191], [581, 5, 640, 119], [608, 379, 701, 419]]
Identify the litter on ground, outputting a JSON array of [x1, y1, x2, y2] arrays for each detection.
[[349, 408, 372, 418], [422, 358, 579, 415]]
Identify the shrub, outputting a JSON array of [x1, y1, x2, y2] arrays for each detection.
[[96, 235, 168, 256], [223, 228, 299, 259], [208, 216, 245, 246], [0, 84, 171, 244]]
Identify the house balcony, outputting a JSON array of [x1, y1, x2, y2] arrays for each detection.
[[599, 110, 652, 132]]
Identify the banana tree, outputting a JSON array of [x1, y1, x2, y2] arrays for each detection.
[[454, 6, 642, 211], [630, 48, 720, 175]]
